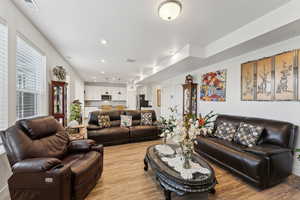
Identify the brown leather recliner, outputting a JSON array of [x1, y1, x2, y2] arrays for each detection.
[[0, 116, 104, 200], [194, 114, 296, 189]]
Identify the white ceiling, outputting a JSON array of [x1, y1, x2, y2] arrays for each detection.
[[12, 0, 291, 83]]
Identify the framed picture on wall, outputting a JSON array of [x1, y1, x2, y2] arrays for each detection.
[[298, 50, 300, 100], [256, 57, 274, 101], [156, 89, 161, 107], [241, 61, 256, 101], [200, 70, 226, 102], [274, 51, 296, 101]]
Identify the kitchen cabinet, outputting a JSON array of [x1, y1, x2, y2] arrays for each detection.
[[85, 85, 127, 101]]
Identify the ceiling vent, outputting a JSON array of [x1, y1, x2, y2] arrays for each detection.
[[126, 58, 136, 63], [24, 0, 38, 10]]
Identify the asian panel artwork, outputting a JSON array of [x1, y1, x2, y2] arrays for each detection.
[[241, 62, 255, 101], [256, 58, 273, 101], [241, 50, 299, 101], [274, 51, 295, 100]]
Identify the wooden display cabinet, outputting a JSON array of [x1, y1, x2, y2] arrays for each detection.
[[182, 83, 198, 116], [50, 81, 68, 126]]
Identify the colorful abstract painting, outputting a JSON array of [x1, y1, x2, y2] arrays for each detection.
[[200, 70, 226, 101]]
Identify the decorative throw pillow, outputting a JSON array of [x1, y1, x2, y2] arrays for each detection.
[[98, 115, 111, 128], [141, 112, 152, 125], [234, 122, 264, 147], [214, 122, 236, 141], [121, 115, 132, 127]]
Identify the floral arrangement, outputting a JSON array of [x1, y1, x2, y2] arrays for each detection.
[[158, 108, 217, 169], [158, 106, 179, 143], [197, 111, 217, 136], [159, 109, 215, 141]]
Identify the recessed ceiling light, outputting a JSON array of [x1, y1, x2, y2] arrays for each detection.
[[101, 39, 107, 45], [101, 71, 105, 74], [101, 59, 105, 63]]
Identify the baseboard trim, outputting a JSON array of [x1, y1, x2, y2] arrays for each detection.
[[0, 185, 10, 200]]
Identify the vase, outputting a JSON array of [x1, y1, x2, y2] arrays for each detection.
[[180, 140, 193, 169]]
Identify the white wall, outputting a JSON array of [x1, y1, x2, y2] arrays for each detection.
[[0, 0, 85, 199], [149, 35, 300, 176], [0, 0, 84, 125]]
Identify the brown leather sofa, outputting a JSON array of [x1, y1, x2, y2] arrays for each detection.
[[194, 114, 296, 189], [87, 110, 160, 146], [0, 116, 103, 200]]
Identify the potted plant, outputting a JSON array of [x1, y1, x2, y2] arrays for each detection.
[[69, 100, 82, 125]]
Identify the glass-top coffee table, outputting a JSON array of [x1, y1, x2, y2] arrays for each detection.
[[144, 144, 217, 200]]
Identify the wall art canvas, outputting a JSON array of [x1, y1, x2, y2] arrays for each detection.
[[274, 51, 295, 100], [241, 62, 255, 101], [156, 89, 161, 107], [256, 58, 273, 101], [298, 50, 300, 100], [200, 70, 226, 102]]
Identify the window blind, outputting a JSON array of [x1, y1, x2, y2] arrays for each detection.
[[0, 23, 8, 131], [16, 36, 45, 119]]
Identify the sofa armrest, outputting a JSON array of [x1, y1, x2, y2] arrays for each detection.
[[87, 124, 102, 130], [12, 158, 62, 173], [244, 145, 291, 156], [91, 144, 103, 154], [68, 139, 96, 153]]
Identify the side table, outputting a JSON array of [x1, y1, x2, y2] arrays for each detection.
[[67, 125, 87, 141]]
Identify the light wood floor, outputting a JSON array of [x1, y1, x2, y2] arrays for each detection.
[[86, 140, 300, 200]]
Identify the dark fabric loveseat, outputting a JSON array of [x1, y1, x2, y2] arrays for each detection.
[[0, 116, 103, 200], [87, 110, 160, 146], [194, 114, 296, 189]]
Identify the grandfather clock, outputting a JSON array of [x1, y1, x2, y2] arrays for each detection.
[[182, 75, 197, 116], [50, 81, 68, 126]]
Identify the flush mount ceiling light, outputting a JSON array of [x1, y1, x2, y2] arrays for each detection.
[[100, 39, 107, 45], [158, 0, 182, 21]]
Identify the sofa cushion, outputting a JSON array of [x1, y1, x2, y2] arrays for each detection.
[[141, 112, 153, 125], [18, 116, 64, 139], [98, 115, 111, 128], [132, 120, 141, 126], [62, 151, 101, 186], [125, 110, 141, 120], [26, 130, 69, 159], [121, 115, 132, 127], [243, 144, 291, 156], [88, 127, 129, 143], [234, 122, 263, 147], [87, 124, 101, 130], [88, 110, 125, 125], [195, 137, 267, 180], [214, 122, 236, 141], [129, 126, 158, 138], [216, 115, 295, 148]]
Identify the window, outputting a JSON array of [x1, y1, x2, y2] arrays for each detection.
[[16, 36, 45, 119], [0, 23, 8, 131]]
